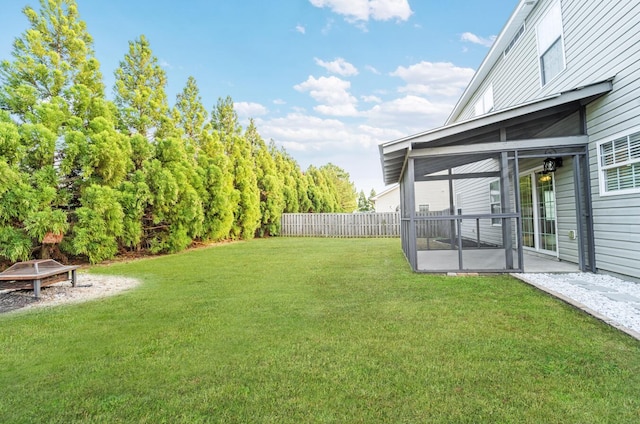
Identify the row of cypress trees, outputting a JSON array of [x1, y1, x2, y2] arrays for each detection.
[[0, 0, 357, 264]]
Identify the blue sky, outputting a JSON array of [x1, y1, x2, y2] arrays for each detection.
[[0, 0, 517, 193]]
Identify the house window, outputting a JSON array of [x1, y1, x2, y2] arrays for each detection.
[[474, 84, 494, 116], [504, 24, 525, 57], [598, 129, 640, 195], [490, 180, 501, 226], [536, 1, 565, 85]]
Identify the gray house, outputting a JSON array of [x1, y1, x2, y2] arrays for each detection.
[[379, 0, 640, 280]]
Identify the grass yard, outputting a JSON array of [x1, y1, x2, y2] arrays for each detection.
[[1, 238, 639, 423]]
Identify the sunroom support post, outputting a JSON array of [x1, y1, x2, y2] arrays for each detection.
[[406, 158, 418, 271], [448, 168, 456, 251], [573, 154, 586, 271], [575, 151, 596, 272], [500, 152, 514, 269], [513, 151, 524, 271]]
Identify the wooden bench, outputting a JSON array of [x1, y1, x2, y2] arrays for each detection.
[[0, 259, 80, 299]]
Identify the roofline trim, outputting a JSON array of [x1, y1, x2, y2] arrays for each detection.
[[446, 0, 539, 124]]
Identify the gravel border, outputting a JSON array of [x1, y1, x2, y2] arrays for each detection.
[[513, 272, 640, 340], [0, 274, 141, 314]]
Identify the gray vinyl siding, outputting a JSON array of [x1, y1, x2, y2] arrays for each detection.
[[452, 0, 640, 279], [552, 157, 578, 263], [579, 0, 640, 279], [455, 159, 504, 246]]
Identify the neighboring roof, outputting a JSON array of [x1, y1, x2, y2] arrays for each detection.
[[379, 79, 613, 185], [447, 0, 540, 124], [370, 184, 398, 202]]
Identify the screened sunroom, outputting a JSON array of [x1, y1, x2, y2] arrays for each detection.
[[379, 80, 612, 273]]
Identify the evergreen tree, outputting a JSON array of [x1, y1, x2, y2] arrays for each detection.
[[0, 0, 129, 262], [320, 163, 357, 212], [0, 0, 104, 118], [357, 189, 376, 212], [113, 35, 205, 253], [297, 171, 313, 213], [146, 137, 204, 253], [368, 188, 377, 211], [113, 35, 170, 140], [271, 143, 299, 213], [306, 165, 339, 213], [211, 95, 242, 135], [173, 76, 206, 155], [71, 184, 124, 263], [357, 190, 369, 212], [247, 120, 284, 237], [173, 76, 235, 241], [211, 97, 260, 239], [198, 129, 236, 240]]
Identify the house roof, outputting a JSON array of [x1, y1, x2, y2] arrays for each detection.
[[370, 184, 398, 202], [447, 0, 540, 124], [379, 79, 613, 185]]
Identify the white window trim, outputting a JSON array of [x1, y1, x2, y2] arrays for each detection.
[[489, 179, 501, 226], [596, 125, 640, 197], [474, 84, 494, 117], [536, 1, 566, 87]]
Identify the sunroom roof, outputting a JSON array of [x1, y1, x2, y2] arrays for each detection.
[[379, 79, 613, 185]]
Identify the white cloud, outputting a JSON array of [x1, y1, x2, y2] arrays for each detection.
[[364, 95, 452, 131], [309, 0, 412, 23], [256, 113, 400, 154], [369, 0, 413, 21], [255, 112, 405, 192], [235, 102, 268, 118], [295, 24, 306, 34], [361, 95, 382, 103], [321, 18, 335, 35], [365, 65, 381, 75], [273, 99, 286, 105], [461, 32, 496, 48], [294, 75, 359, 116], [390, 61, 475, 99], [257, 113, 348, 150], [314, 57, 359, 76]]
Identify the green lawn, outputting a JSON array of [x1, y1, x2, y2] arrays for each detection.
[[1, 238, 639, 423]]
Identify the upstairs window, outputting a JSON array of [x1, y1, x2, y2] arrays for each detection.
[[598, 129, 640, 195], [504, 24, 525, 57], [474, 84, 494, 116], [536, 1, 565, 85]]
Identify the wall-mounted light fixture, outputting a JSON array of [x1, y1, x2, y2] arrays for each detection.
[[542, 157, 563, 174]]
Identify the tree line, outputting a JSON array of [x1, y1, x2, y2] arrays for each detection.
[[0, 0, 357, 264]]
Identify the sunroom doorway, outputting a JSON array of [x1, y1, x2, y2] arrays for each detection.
[[519, 170, 559, 256]]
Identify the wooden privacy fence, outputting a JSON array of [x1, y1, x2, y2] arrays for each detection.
[[281, 213, 400, 238]]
